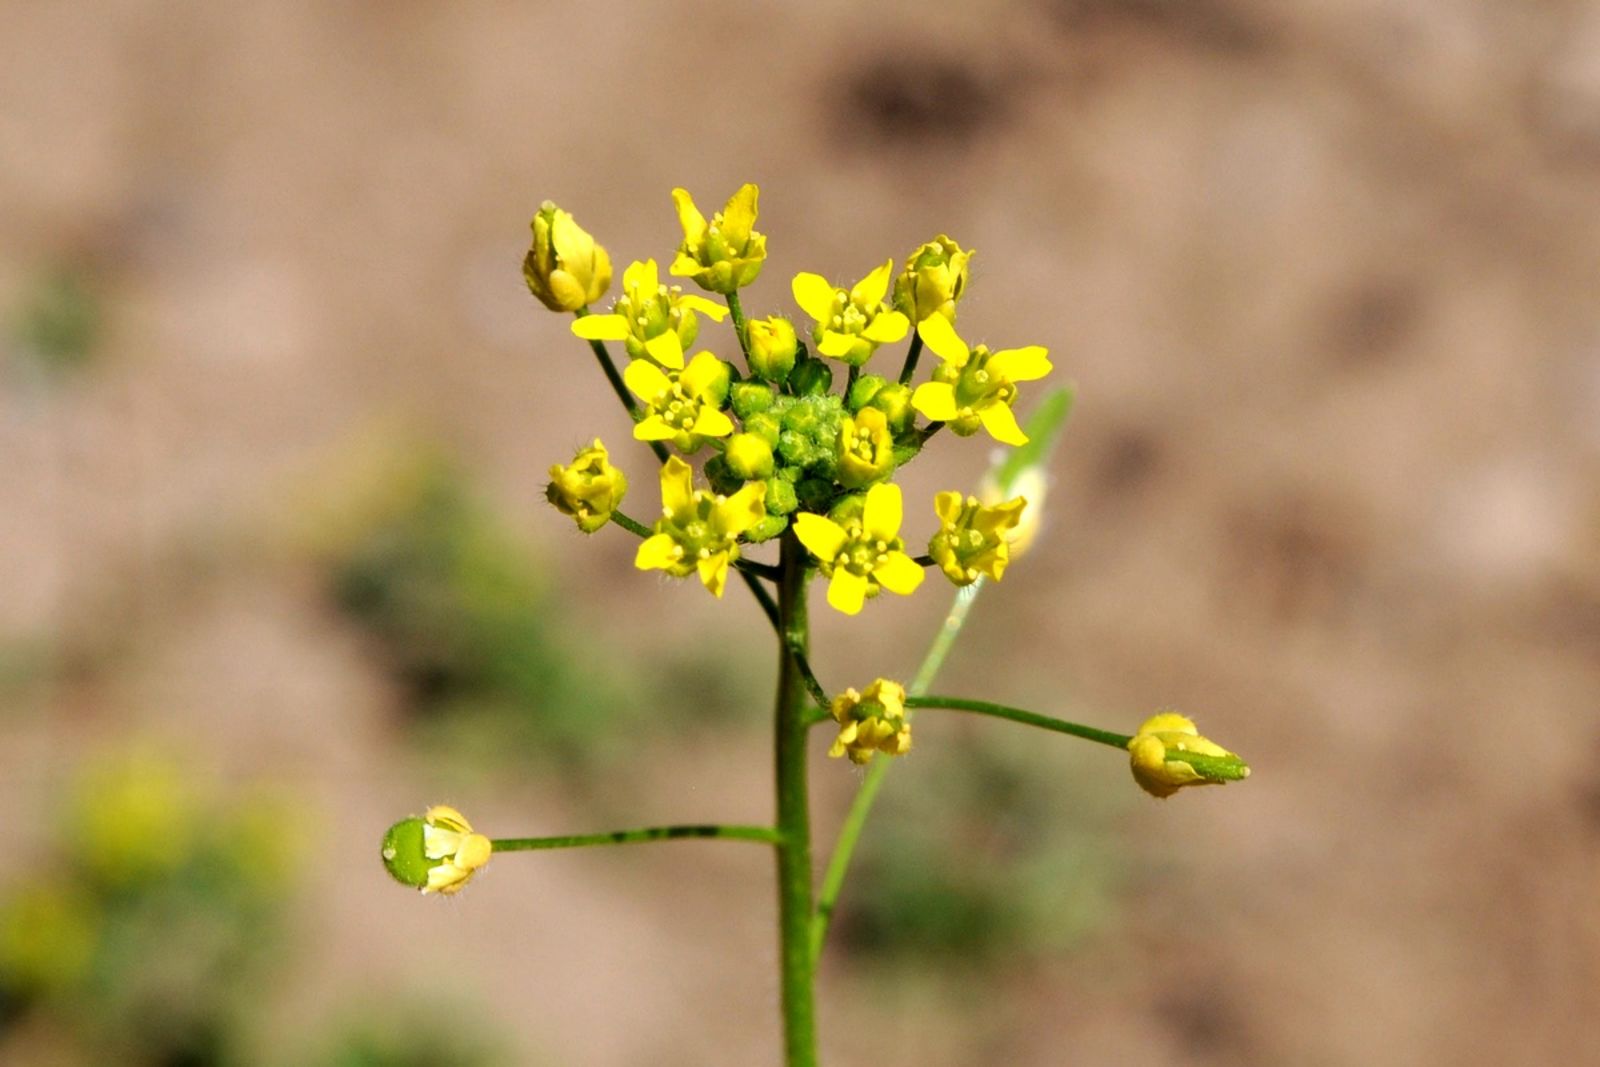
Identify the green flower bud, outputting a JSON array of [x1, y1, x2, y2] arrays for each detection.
[[798, 477, 836, 512], [747, 316, 799, 382], [893, 235, 972, 325], [546, 439, 627, 533], [725, 433, 776, 480], [847, 373, 887, 413], [745, 513, 789, 543], [524, 201, 612, 312], [867, 382, 916, 435], [744, 411, 782, 447], [788, 355, 833, 397], [730, 381, 776, 421], [765, 477, 799, 516]]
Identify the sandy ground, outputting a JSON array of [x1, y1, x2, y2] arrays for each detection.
[[4, 1, 1600, 1064]]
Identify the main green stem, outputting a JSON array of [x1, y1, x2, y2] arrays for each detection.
[[774, 528, 819, 1066]]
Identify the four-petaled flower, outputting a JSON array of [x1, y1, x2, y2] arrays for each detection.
[[524, 201, 611, 313], [635, 457, 766, 597], [623, 335, 734, 451], [571, 258, 727, 364], [928, 491, 1026, 586], [793, 482, 924, 615], [792, 262, 911, 368], [828, 678, 911, 764], [909, 314, 1051, 446], [670, 184, 767, 294], [1127, 712, 1250, 799], [836, 407, 896, 489]]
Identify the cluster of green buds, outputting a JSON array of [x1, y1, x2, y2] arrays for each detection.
[[535, 182, 1053, 614]]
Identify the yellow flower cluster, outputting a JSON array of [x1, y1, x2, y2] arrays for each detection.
[[527, 183, 1055, 613]]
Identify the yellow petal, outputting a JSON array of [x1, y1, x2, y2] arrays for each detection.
[[792, 272, 838, 322], [721, 183, 759, 246], [548, 211, 590, 270], [680, 351, 725, 398], [850, 260, 894, 308], [916, 313, 969, 365], [978, 403, 1028, 446], [697, 552, 731, 597], [454, 833, 493, 871], [622, 258, 657, 294], [911, 382, 959, 421], [659, 456, 695, 515], [645, 331, 686, 369], [933, 490, 964, 526], [678, 294, 729, 321], [862, 482, 903, 542], [634, 416, 677, 441], [671, 188, 706, 242], [862, 309, 909, 344], [572, 314, 630, 341], [716, 482, 768, 537], [668, 251, 703, 278], [692, 406, 734, 437], [1139, 712, 1198, 736], [793, 513, 848, 563], [817, 331, 858, 359], [425, 805, 471, 832], [873, 551, 924, 596], [623, 358, 671, 402], [987, 346, 1052, 383], [635, 533, 680, 571], [827, 568, 870, 615]]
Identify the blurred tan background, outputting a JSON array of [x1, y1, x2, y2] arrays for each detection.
[[3, 1, 1599, 1064]]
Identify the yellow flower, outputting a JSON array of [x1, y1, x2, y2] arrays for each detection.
[[894, 235, 973, 328], [792, 261, 911, 367], [836, 407, 896, 489], [928, 491, 1026, 586], [546, 438, 627, 533], [746, 315, 799, 382], [635, 456, 767, 597], [793, 482, 924, 614], [382, 805, 493, 895], [570, 258, 727, 366], [523, 201, 612, 312], [670, 183, 767, 294], [829, 678, 911, 764], [1127, 713, 1250, 799], [623, 338, 735, 452], [909, 315, 1051, 445]]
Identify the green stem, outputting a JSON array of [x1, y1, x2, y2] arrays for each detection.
[[904, 696, 1133, 749], [810, 579, 984, 957], [574, 307, 668, 464], [609, 511, 653, 539], [897, 330, 924, 385], [774, 529, 819, 1066], [726, 291, 754, 366], [491, 824, 781, 851]]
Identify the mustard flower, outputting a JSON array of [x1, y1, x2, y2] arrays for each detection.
[[791, 261, 911, 367], [829, 678, 912, 764], [894, 235, 973, 329], [382, 805, 493, 895], [570, 258, 728, 365], [927, 491, 1026, 586], [836, 407, 896, 490], [793, 482, 924, 615], [670, 183, 767, 294], [546, 439, 628, 533], [635, 456, 766, 597], [523, 201, 612, 312], [623, 337, 735, 451], [1127, 713, 1250, 799], [909, 314, 1051, 446]]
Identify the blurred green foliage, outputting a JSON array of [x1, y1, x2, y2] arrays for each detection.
[[312, 1000, 516, 1067], [833, 729, 1125, 969], [0, 753, 295, 1066], [7, 265, 103, 376]]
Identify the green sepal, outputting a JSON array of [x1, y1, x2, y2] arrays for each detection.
[[788, 355, 833, 397], [745, 513, 789, 543], [765, 478, 799, 516], [846, 373, 887, 412]]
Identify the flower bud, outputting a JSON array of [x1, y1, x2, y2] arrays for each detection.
[[524, 201, 612, 312], [546, 439, 627, 533], [1127, 713, 1249, 799], [730, 381, 776, 421], [382, 805, 493, 895], [846, 373, 887, 413], [894, 235, 972, 325], [829, 679, 912, 764], [788, 354, 833, 397], [866, 382, 915, 435], [747, 316, 799, 382], [726, 432, 776, 480]]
